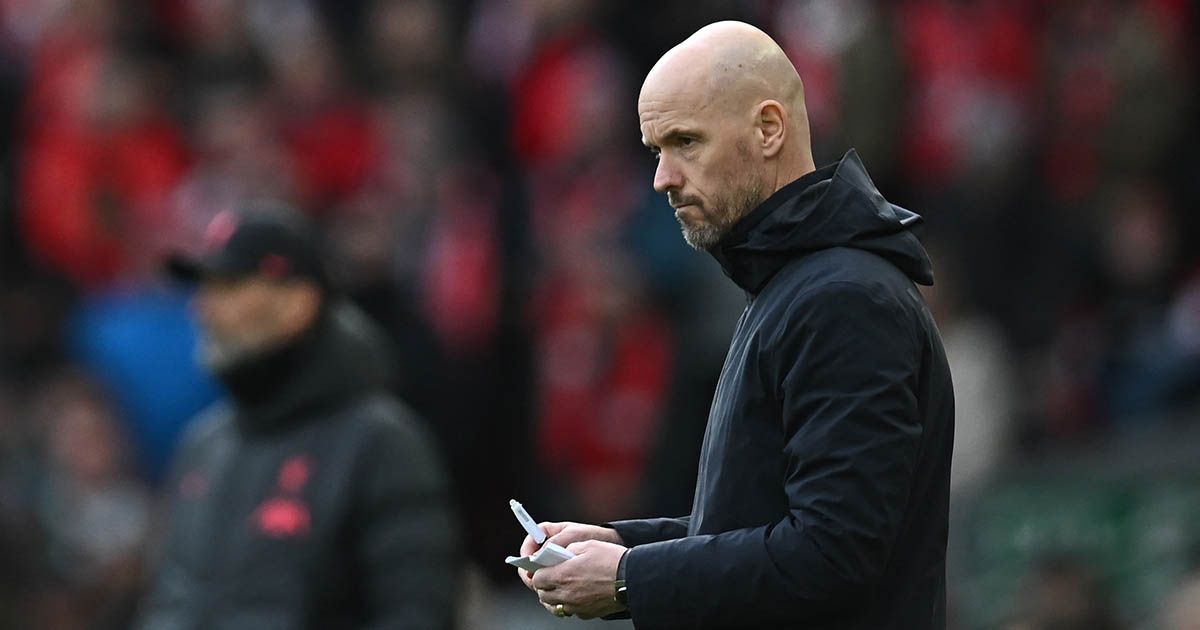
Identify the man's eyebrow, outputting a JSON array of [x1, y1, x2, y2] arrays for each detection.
[[643, 128, 701, 150]]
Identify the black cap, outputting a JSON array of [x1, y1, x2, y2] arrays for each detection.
[[165, 202, 329, 287]]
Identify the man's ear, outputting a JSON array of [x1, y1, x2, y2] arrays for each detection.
[[757, 100, 786, 158]]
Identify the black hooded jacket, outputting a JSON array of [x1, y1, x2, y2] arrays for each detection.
[[610, 150, 954, 629], [137, 302, 458, 630]]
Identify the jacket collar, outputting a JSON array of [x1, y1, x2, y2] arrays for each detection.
[[215, 302, 391, 435], [708, 160, 836, 294], [708, 149, 933, 294]]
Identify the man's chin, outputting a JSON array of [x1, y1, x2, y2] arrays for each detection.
[[199, 343, 240, 372], [676, 205, 734, 250], [681, 224, 724, 251], [200, 340, 266, 373]]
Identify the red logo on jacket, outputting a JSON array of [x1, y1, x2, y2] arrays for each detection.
[[277, 455, 312, 493], [251, 454, 315, 539], [253, 497, 311, 538]]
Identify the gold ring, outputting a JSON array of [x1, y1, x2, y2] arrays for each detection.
[[554, 604, 568, 617]]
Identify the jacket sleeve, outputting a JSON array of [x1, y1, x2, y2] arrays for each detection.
[[135, 407, 231, 630], [352, 407, 460, 630], [607, 516, 691, 546], [622, 283, 925, 628]]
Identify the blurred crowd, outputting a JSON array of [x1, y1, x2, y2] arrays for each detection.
[[0, 0, 1197, 628]]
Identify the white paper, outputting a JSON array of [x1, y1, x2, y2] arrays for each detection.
[[505, 542, 575, 572]]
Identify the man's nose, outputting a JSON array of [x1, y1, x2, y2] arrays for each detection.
[[653, 156, 683, 194]]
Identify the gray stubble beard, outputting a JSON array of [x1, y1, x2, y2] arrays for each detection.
[[198, 332, 282, 373], [679, 176, 764, 251]]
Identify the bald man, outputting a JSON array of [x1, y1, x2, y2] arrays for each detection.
[[517, 22, 953, 629]]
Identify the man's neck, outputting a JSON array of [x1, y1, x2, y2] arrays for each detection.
[[770, 154, 817, 197]]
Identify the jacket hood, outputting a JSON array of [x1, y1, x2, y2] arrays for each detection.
[[217, 300, 397, 434], [709, 149, 934, 294]]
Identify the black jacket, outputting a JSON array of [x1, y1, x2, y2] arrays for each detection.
[[137, 302, 458, 630], [610, 150, 954, 629]]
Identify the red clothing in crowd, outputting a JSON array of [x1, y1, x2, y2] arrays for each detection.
[[19, 20, 189, 287], [535, 277, 673, 519]]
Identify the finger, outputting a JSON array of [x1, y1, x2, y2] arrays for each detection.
[[531, 569, 557, 591], [546, 530, 589, 549], [544, 529, 567, 545], [545, 522, 584, 546], [541, 600, 573, 618], [542, 601, 565, 617], [519, 534, 540, 557], [538, 522, 565, 543], [565, 540, 589, 555], [536, 589, 563, 606], [518, 567, 535, 590]]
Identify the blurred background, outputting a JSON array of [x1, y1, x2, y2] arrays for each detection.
[[0, 0, 1197, 628]]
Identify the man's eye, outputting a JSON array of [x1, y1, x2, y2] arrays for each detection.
[[679, 137, 693, 147]]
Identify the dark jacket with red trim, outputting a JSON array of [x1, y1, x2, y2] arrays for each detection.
[[137, 302, 458, 630], [609, 150, 954, 629]]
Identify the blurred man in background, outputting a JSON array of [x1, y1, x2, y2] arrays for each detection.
[[1004, 555, 1125, 630], [519, 21, 953, 629], [136, 203, 458, 629]]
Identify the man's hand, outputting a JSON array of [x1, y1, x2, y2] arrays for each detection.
[[517, 522, 624, 592], [532, 540, 628, 619]]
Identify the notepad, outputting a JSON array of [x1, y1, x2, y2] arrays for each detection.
[[506, 541, 575, 572], [504, 498, 576, 571]]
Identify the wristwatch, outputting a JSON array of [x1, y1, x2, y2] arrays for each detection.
[[613, 550, 630, 607]]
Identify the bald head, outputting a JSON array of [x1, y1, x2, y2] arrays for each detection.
[[643, 21, 806, 124], [639, 22, 815, 250]]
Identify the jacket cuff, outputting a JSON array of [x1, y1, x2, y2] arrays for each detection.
[[606, 518, 684, 547], [602, 551, 633, 621]]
